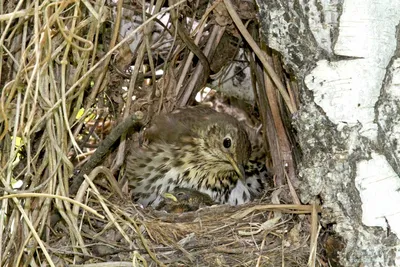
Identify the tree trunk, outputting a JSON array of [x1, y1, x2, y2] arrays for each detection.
[[256, 0, 400, 265]]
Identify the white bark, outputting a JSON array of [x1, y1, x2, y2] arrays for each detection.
[[257, 0, 400, 265]]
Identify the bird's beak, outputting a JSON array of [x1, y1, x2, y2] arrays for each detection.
[[163, 192, 178, 202], [225, 154, 245, 180]]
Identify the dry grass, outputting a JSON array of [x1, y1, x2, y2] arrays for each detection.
[[0, 0, 323, 266]]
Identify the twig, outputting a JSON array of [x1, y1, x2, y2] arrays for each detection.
[[0, 193, 104, 218], [70, 112, 143, 195], [223, 0, 296, 114], [230, 204, 321, 220], [308, 203, 320, 267], [177, 25, 224, 106], [174, 21, 211, 99], [28, 0, 187, 135], [132, 220, 167, 267], [80, 174, 132, 244]]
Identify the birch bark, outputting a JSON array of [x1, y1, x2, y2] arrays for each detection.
[[256, 0, 400, 265]]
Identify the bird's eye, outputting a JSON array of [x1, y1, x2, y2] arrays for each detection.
[[223, 137, 232, 148], [176, 192, 185, 197]]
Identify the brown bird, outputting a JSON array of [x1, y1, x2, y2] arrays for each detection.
[[157, 187, 214, 213], [125, 106, 266, 207]]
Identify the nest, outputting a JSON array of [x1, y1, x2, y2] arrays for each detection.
[[0, 0, 334, 266], [47, 189, 319, 266]]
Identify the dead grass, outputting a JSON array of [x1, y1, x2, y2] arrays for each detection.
[[0, 0, 323, 266]]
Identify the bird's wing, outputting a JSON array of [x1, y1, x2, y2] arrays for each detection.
[[143, 106, 218, 144], [144, 114, 196, 144]]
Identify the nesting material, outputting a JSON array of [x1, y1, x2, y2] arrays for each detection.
[[0, 0, 324, 266], [49, 188, 317, 266]]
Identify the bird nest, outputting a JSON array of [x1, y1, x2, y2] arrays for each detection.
[[50, 185, 319, 266], [0, 0, 328, 266]]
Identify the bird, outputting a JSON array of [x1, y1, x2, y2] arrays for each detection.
[[156, 187, 214, 213], [125, 105, 267, 207]]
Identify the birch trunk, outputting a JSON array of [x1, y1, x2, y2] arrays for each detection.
[[256, 0, 400, 265]]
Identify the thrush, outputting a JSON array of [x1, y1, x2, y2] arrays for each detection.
[[157, 187, 214, 213], [125, 106, 267, 207]]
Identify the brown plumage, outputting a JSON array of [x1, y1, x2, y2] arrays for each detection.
[[157, 187, 214, 213], [126, 106, 266, 207]]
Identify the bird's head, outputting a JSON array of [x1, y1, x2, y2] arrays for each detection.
[[199, 117, 251, 180]]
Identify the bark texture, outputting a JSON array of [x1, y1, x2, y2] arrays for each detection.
[[256, 0, 400, 265]]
